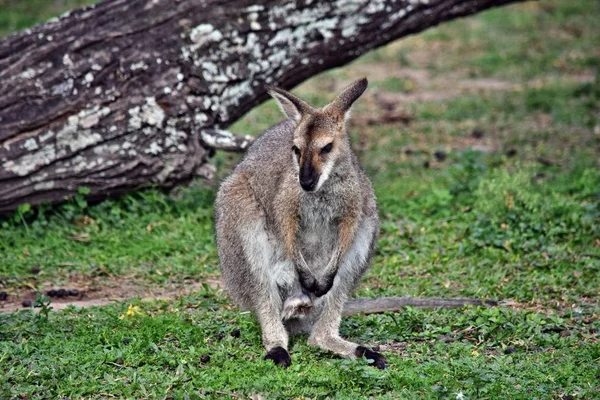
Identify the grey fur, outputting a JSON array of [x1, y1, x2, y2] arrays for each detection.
[[215, 78, 385, 367]]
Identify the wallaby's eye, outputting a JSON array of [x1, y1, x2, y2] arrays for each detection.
[[321, 143, 333, 154], [292, 145, 301, 157]]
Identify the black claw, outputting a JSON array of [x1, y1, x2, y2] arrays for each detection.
[[314, 276, 335, 297], [313, 287, 328, 297], [298, 270, 315, 290], [299, 273, 321, 296], [356, 346, 387, 370], [304, 281, 319, 294], [264, 346, 291, 368]]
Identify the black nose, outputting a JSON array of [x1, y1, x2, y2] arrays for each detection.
[[300, 176, 317, 191], [300, 159, 319, 192]]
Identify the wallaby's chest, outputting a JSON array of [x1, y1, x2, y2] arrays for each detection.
[[297, 219, 337, 270], [296, 195, 340, 269]]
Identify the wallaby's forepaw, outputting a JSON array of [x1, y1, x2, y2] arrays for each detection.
[[313, 275, 335, 297], [282, 293, 312, 320], [299, 271, 335, 297], [264, 346, 291, 368], [355, 346, 386, 370], [298, 270, 319, 294]]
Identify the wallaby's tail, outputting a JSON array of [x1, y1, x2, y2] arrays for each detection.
[[343, 296, 497, 316]]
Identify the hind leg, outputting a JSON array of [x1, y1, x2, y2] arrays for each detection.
[[216, 175, 292, 367], [307, 285, 385, 369], [256, 297, 291, 368], [307, 220, 386, 369], [242, 225, 292, 368]]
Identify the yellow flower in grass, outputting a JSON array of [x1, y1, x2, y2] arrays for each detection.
[[119, 304, 144, 320]]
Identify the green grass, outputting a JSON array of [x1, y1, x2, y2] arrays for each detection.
[[402, 1, 600, 80], [413, 80, 599, 127], [0, 0, 97, 37], [1, 187, 219, 289], [1, 0, 600, 398], [2, 296, 598, 399]]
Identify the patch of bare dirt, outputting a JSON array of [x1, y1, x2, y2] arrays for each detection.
[[307, 60, 596, 108], [0, 278, 221, 314], [373, 88, 460, 104], [450, 133, 502, 154], [378, 341, 410, 354], [499, 298, 600, 316]]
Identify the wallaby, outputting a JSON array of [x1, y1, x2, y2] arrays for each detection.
[[214, 78, 385, 369]]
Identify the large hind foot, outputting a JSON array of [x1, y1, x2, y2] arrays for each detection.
[[264, 346, 291, 368], [355, 346, 386, 370]]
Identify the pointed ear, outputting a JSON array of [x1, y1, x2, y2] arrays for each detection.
[[324, 78, 368, 120], [267, 86, 313, 123]]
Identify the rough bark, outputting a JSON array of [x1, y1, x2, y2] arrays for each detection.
[[0, 0, 525, 214]]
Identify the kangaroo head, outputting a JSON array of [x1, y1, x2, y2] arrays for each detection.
[[267, 78, 368, 192]]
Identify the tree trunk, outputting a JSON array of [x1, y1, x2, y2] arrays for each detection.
[[0, 0, 524, 214]]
